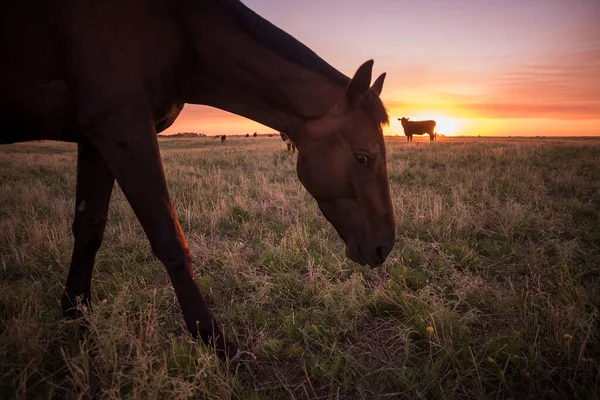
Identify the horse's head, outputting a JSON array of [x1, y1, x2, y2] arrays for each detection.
[[294, 60, 395, 267]]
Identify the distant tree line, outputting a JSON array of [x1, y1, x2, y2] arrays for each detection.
[[159, 132, 207, 138], [159, 131, 285, 139]]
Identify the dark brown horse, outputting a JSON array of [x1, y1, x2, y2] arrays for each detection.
[[1, 0, 395, 363], [280, 131, 297, 153], [221, 134, 226, 143]]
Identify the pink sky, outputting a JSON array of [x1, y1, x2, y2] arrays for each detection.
[[164, 0, 600, 136]]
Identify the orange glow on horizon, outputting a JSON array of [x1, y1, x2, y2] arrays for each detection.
[[163, 104, 599, 138], [165, 105, 467, 137]]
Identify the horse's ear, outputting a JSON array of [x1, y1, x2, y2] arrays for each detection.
[[346, 60, 374, 102], [371, 72, 386, 96]]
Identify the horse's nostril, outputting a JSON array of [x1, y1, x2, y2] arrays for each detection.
[[376, 246, 389, 262]]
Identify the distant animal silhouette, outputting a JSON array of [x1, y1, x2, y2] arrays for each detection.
[[221, 135, 226, 143], [253, 132, 257, 137], [1, 0, 395, 365], [399, 117, 436, 142], [280, 131, 297, 152]]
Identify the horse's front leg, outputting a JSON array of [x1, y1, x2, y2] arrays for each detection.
[[62, 139, 114, 317], [82, 106, 237, 363]]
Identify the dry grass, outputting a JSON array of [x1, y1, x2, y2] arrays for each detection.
[[1, 135, 599, 399]]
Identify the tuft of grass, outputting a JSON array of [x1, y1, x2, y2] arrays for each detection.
[[1, 136, 599, 398]]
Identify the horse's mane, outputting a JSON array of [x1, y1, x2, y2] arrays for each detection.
[[214, 0, 389, 127], [214, 0, 348, 85]]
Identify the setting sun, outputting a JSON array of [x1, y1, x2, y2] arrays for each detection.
[[410, 115, 461, 137]]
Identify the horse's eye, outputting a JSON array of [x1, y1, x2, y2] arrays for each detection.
[[356, 154, 369, 166]]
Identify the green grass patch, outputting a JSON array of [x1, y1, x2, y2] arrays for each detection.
[[1, 137, 599, 398]]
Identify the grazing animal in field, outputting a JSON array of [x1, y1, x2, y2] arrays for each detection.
[[221, 134, 226, 143], [399, 117, 436, 142], [1, 0, 395, 364], [280, 131, 297, 153]]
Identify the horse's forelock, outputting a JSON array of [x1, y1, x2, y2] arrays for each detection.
[[361, 91, 389, 127]]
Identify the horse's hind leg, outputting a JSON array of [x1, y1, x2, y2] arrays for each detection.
[[62, 140, 114, 317]]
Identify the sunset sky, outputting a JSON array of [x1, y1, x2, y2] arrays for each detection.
[[165, 0, 600, 136]]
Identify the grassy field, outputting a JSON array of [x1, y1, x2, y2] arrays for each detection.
[[1, 136, 599, 399]]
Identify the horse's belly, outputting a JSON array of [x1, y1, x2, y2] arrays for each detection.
[[0, 80, 79, 144]]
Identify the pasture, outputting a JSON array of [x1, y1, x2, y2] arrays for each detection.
[[1, 136, 599, 399]]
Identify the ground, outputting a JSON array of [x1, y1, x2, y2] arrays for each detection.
[[0, 136, 599, 399]]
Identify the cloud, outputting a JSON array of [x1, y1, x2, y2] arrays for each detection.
[[491, 47, 600, 104], [467, 47, 600, 119], [383, 45, 600, 120], [456, 102, 600, 120]]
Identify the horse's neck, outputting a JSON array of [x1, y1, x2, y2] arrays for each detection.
[[182, 0, 349, 135]]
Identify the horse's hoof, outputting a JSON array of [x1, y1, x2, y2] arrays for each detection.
[[227, 348, 256, 376], [228, 349, 241, 375], [61, 294, 91, 319], [217, 342, 243, 375]]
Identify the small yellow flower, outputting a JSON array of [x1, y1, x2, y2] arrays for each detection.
[[563, 333, 574, 341], [487, 357, 495, 364], [426, 326, 434, 334], [408, 258, 413, 263]]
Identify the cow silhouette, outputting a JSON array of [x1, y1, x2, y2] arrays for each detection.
[[399, 117, 436, 142]]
